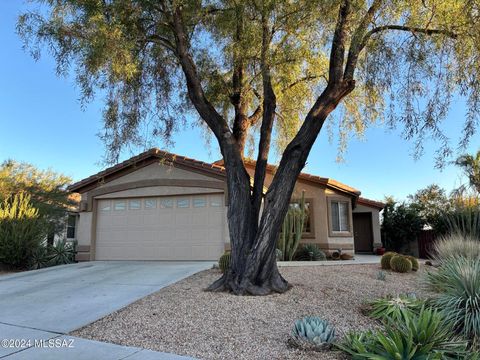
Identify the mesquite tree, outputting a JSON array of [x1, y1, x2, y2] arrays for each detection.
[[18, 0, 480, 295]]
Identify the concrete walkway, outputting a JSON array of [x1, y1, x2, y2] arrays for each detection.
[[0, 261, 212, 359], [277, 254, 381, 267]]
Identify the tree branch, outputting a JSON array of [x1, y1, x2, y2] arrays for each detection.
[[344, 0, 383, 81], [282, 74, 326, 92], [328, 0, 351, 85], [171, 6, 231, 143], [365, 24, 458, 39], [231, 4, 249, 152], [252, 7, 276, 229]]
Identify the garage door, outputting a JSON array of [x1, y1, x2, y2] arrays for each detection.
[[95, 194, 225, 260]]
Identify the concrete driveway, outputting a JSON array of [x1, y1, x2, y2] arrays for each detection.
[[0, 261, 213, 359]]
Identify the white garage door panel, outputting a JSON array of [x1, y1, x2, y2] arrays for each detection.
[[95, 194, 224, 260]]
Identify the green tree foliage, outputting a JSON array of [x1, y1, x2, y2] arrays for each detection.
[[0, 193, 47, 269], [0, 160, 76, 237], [454, 150, 480, 194], [408, 185, 450, 224], [381, 197, 423, 252], [17, 1, 480, 161]]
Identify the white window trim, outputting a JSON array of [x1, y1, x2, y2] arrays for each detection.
[[327, 196, 353, 237]]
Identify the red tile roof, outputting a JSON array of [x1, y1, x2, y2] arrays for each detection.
[[214, 158, 361, 197], [68, 149, 383, 208], [357, 197, 386, 209], [68, 148, 226, 192]]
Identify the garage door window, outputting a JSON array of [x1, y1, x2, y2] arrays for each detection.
[[114, 200, 126, 211], [129, 200, 141, 210], [100, 201, 111, 211], [177, 198, 190, 208], [160, 199, 173, 208], [210, 197, 222, 207], [145, 199, 157, 209], [193, 197, 206, 207]]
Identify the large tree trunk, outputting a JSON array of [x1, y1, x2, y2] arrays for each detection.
[[208, 83, 354, 295]]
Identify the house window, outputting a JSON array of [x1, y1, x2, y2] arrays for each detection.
[[193, 197, 206, 208], [288, 200, 313, 235], [331, 200, 350, 232], [160, 199, 173, 209], [177, 198, 190, 208], [66, 214, 76, 239], [145, 199, 157, 209], [114, 200, 126, 211], [129, 199, 141, 210]]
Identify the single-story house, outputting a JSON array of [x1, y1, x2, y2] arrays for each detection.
[[68, 148, 384, 261]]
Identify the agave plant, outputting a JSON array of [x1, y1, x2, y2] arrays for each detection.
[[290, 316, 335, 350], [425, 256, 480, 349], [49, 240, 76, 266], [294, 244, 326, 261], [337, 307, 469, 359]]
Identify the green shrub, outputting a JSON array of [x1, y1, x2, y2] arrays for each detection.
[[290, 316, 335, 350], [336, 307, 469, 358], [425, 257, 480, 349], [0, 193, 47, 269], [294, 244, 326, 261], [218, 252, 231, 273], [369, 294, 423, 322], [433, 233, 480, 262], [390, 255, 412, 273], [380, 252, 397, 269], [406, 255, 419, 271]]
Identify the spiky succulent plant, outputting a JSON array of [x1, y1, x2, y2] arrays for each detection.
[[390, 255, 412, 273], [290, 316, 336, 350], [380, 252, 397, 269], [218, 252, 231, 273]]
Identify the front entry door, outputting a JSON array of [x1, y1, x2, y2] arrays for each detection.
[[353, 212, 373, 253]]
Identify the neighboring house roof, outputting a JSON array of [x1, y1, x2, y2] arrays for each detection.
[[357, 197, 385, 210], [68, 148, 226, 193]]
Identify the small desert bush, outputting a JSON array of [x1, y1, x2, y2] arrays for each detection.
[[425, 256, 480, 349]]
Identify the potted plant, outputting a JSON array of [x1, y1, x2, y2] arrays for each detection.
[[375, 247, 386, 255]]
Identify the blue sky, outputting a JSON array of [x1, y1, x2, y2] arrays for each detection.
[[1, 1, 478, 202]]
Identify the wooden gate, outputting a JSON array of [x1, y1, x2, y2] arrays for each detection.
[[418, 230, 436, 259]]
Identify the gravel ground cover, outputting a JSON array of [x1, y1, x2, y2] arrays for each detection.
[[73, 264, 426, 360]]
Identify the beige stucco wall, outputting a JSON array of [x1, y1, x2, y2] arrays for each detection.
[[245, 167, 355, 255], [353, 204, 382, 248], [76, 211, 92, 247], [99, 161, 219, 188]]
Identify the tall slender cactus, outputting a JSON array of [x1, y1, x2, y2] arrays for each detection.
[[278, 191, 306, 261]]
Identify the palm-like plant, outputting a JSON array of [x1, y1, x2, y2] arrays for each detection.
[[455, 150, 480, 194]]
